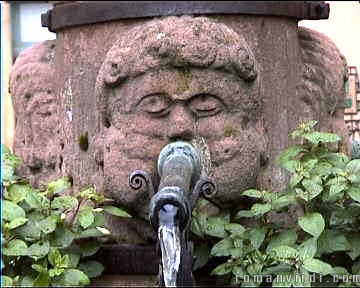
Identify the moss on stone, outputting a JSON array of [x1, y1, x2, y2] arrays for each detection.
[[223, 123, 237, 137], [79, 132, 89, 151]]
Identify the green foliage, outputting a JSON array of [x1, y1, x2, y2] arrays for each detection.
[[191, 121, 360, 287], [1, 146, 132, 287]]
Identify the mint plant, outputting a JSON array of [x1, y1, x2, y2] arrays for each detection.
[[1, 146, 131, 287], [191, 121, 360, 287]]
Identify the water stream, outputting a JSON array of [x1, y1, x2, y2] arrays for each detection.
[[158, 204, 182, 287]]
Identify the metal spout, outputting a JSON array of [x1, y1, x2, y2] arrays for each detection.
[[129, 141, 216, 287], [149, 141, 201, 287], [149, 141, 201, 232]]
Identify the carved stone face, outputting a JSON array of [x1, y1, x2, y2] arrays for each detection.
[[96, 16, 266, 218], [10, 41, 59, 187]]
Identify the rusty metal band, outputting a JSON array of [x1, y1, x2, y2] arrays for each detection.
[[42, 1, 329, 32]]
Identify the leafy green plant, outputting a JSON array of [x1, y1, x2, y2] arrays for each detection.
[[191, 121, 360, 287], [1, 146, 131, 287]]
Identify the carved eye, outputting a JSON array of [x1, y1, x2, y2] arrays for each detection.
[[188, 94, 224, 117], [137, 94, 171, 116]]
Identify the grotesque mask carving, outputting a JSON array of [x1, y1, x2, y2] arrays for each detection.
[[95, 16, 267, 218], [9, 40, 59, 187]]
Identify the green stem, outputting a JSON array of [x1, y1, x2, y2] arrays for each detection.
[[69, 198, 83, 228]]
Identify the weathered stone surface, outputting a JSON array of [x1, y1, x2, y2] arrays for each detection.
[[9, 40, 60, 187]]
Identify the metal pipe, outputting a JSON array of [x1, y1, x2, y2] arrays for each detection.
[[149, 142, 201, 231]]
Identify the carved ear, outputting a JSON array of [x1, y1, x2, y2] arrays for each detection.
[[298, 26, 350, 153]]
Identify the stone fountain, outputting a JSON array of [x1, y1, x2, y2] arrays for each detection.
[[9, 1, 350, 286]]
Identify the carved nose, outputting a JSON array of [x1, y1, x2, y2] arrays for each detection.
[[168, 104, 194, 141]]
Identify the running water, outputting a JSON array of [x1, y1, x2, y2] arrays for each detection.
[[158, 204, 182, 287]]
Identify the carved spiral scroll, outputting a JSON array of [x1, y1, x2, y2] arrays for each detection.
[[190, 175, 217, 207], [129, 170, 155, 198], [200, 178, 217, 199]]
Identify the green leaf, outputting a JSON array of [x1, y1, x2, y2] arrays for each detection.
[[298, 238, 317, 260], [262, 264, 292, 276], [1, 276, 13, 287], [2, 145, 21, 182], [241, 189, 263, 199], [193, 244, 211, 271], [271, 245, 298, 259], [7, 217, 28, 230], [249, 227, 267, 249], [225, 223, 246, 236], [302, 179, 323, 200], [317, 230, 351, 255], [67, 253, 81, 268], [51, 227, 75, 248], [302, 258, 334, 275], [33, 272, 50, 287], [3, 239, 28, 256], [292, 120, 318, 136], [333, 266, 349, 276], [20, 276, 34, 287], [329, 183, 348, 198], [266, 229, 297, 253], [347, 233, 360, 260], [38, 215, 58, 234], [47, 177, 71, 195], [48, 247, 62, 267], [311, 161, 333, 177], [59, 255, 70, 269], [251, 203, 272, 216], [3, 200, 25, 221], [76, 228, 104, 239], [6, 183, 31, 203], [190, 216, 204, 238], [346, 159, 360, 174], [53, 268, 90, 286], [89, 212, 107, 228], [232, 266, 246, 278], [298, 213, 325, 238], [325, 153, 349, 169], [51, 195, 78, 211], [25, 190, 49, 210], [76, 241, 100, 257], [49, 268, 65, 278], [205, 216, 228, 238], [78, 207, 95, 229], [235, 210, 255, 218], [277, 145, 306, 172], [78, 261, 104, 278], [211, 237, 234, 257], [78, 187, 105, 203], [303, 132, 341, 145], [272, 194, 297, 210], [230, 247, 243, 258], [14, 219, 42, 241], [28, 241, 50, 260], [348, 187, 360, 202], [102, 205, 132, 218], [32, 263, 46, 273], [211, 263, 233, 276], [330, 206, 360, 227], [247, 263, 263, 276], [290, 174, 303, 188]]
